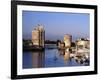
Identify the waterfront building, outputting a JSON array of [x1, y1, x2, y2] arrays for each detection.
[[64, 34, 72, 48], [76, 38, 90, 49], [32, 24, 45, 47]]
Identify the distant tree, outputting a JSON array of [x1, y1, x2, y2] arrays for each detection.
[[57, 39, 61, 43], [57, 39, 61, 46], [71, 42, 76, 47]]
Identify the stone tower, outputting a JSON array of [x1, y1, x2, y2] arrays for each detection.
[[32, 24, 45, 47], [64, 34, 72, 48]]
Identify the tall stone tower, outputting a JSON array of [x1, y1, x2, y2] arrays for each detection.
[[64, 34, 72, 48], [32, 24, 45, 47]]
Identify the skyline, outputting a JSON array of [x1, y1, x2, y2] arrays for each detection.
[[22, 11, 90, 41]]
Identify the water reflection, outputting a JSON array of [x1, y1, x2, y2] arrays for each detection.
[[23, 48, 89, 69], [32, 51, 45, 68], [23, 51, 45, 68], [58, 49, 89, 65], [59, 50, 70, 62]]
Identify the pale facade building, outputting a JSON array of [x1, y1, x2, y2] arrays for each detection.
[[76, 38, 90, 49], [64, 34, 72, 48], [32, 24, 45, 47]]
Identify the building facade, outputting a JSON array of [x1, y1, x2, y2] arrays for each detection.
[[76, 38, 90, 49], [64, 34, 72, 48], [32, 24, 45, 47]]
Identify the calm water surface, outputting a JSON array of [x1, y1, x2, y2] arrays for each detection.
[[23, 45, 89, 69]]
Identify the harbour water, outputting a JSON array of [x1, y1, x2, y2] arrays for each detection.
[[23, 44, 89, 69]]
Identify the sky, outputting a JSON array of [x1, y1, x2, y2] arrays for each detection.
[[22, 11, 90, 41]]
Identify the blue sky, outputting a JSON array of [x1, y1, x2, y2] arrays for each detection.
[[22, 11, 90, 41]]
